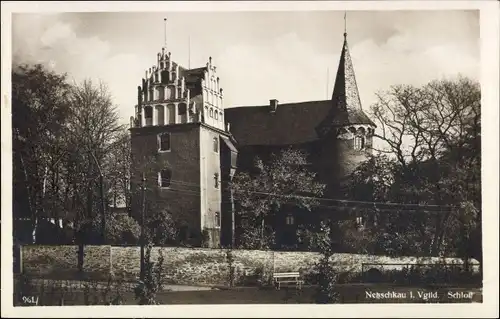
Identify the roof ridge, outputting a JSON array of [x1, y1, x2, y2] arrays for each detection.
[[227, 99, 331, 110]]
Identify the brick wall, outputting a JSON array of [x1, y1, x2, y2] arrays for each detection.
[[21, 245, 480, 286], [130, 124, 202, 242]]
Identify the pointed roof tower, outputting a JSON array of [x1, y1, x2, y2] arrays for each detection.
[[316, 15, 375, 137]]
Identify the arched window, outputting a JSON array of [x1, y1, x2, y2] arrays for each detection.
[[178, 103, 187, 115], [354, 136, 365, 150], [214, 212, 221, 228], [166, 86, 175, 100], [210, 108, 214, 118], [144, 106, 153, 126], [158, 87, 165, 101], [161, 70, 169, 84], [156, 105, 165, 125], [214, 111, 218, 120], [167, 104, 175, 124], [213, 137, 219, 153], [158, 132, 170, 152], [159, 169, 172, 188], [285, 215, 294, 225]]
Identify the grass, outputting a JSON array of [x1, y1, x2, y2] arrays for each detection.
[[14, 281, 482, 306]]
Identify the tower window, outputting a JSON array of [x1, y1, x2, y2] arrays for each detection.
[[285, 215, 295, 225], [161, 70, 169, 84], [214, 172, 219, 189], [158, 132, 171, 152], [159, 169, 172, 188], [144, 106, 153, 126], [215, 212, 221, 228], [178, 103, 187, 115], [354, 136, 365, 150], [213, 137, 219, 153]]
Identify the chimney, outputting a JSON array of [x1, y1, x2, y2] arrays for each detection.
[[269, 99, 279, 113]]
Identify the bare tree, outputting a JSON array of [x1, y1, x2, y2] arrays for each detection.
[[65, 79, 124, 227], [366, 76, 481, 255]]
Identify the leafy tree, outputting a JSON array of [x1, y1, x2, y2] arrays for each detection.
[[12, 64, 128, 246], [78, 211, 141, 245], [12, 64, 71, 242], [301, 220, 339, 303], [231, 147, 326, 249], [146, 209, 178, 246]]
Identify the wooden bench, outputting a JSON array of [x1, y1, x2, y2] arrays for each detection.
[[273, 272, 304, 290]]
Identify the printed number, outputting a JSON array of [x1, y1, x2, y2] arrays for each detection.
[[22, 296, 39, 305]]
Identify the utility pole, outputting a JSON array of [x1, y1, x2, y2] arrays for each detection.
[[140, 172, 146, 280]]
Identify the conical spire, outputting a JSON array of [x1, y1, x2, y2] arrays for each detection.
[[316, 27, 375, 137], [331, 32, 363, 113]]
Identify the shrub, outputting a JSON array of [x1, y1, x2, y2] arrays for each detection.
[[134, 243, 165, 305]]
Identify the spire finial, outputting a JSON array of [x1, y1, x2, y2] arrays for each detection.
[[163, 17, 167, 47], [343, 11, 347, 39]]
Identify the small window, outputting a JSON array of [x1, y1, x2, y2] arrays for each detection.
[[144, 106, 153, 118], [214, 111, 218, 120], [158, 133, 170, 152], [178, 103, 187, 115], [354, 136, 365, 150], [214, 172, 219, 189], [285, 215, 294, 225], [210, 108, 214, 118], [159, 169, 172, 188], [213, 137, 219, 153], [215, 212, 221, 228], [356, 216, 363, 228]]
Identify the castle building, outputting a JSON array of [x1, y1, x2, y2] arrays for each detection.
[[130, 30, 375, 248]]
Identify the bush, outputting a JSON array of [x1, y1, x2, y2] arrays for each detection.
[[237, 224, 275, 250], [134, 243, 165, 305], [147, 209, 178, 246], [77, 212, 140, 245]]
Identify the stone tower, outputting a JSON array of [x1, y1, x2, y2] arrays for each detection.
[[316, 31, 376, 195], [129, 42, 237, 248]]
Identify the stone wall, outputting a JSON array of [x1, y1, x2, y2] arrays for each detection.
[[21, 245, 480, 286], [21, 245, 111, 279]]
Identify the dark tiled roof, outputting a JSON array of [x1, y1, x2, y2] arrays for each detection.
[[224, 100, 375, 146]]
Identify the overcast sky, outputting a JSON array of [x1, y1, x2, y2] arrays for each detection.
[[12, 10, 479, 125]]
